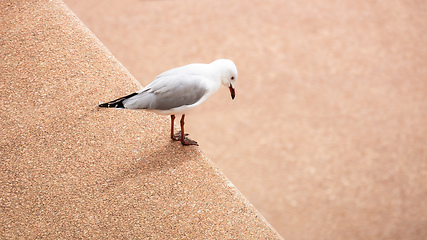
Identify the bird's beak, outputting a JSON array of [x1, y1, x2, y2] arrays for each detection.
[[229, 86, 235, 99]]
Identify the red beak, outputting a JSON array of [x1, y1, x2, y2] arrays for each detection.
[[229, 86, 235, 99]]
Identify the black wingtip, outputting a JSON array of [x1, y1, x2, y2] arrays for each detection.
[[98, 102, 109, 108], [99, 92, 138, 109], [98, 102, 125, 108]]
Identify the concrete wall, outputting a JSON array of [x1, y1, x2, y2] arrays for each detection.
[[0, 1, 282, 238]]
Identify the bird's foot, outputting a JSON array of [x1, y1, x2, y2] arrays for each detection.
[[171, 131, 198, 146], [171, 131, 188, 141], [181, 138, 199, 146]]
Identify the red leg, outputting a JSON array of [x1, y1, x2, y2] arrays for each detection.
[[170, 115, 175, 139], [180, 114, 198, 146], [171, 114, 188, 141]]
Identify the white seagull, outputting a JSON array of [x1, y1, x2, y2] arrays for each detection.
[[99, 59, 238, 146]]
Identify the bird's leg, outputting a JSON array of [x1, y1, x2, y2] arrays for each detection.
[[171, 114, 187, 141], [179, 114, 198, 146], [170, 115, 176, 140]]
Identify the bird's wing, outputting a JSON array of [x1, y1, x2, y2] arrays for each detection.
[[123, 73, 208, 110], [154, 63, 205, 79]]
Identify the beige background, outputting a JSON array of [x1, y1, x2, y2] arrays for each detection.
[[65, 0, 427, 239]]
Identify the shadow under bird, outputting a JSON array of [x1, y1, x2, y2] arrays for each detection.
[[99, 59, 238, 146]]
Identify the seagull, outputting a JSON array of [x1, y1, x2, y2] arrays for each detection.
[[99, 59, 238, 146]]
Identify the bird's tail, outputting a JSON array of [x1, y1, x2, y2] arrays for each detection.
[[99, 92, 138, 108]]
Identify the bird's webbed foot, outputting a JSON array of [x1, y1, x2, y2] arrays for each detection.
[[181, 138, 199, 146], [171, 131, 188, 141]]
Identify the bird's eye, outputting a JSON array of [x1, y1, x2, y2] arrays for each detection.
[[231, 76, 234, 80]]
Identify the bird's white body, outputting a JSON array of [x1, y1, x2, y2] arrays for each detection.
[[121, 59, 237, 115]]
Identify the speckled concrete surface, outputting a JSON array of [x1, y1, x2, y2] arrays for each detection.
[[0, 1, 282, 238], [62, 0, 427, 239]]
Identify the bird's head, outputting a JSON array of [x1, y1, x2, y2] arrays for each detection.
[[212, 59, 238, 99]]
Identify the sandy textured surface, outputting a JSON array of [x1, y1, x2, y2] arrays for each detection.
[[63, 0, 427, 239], [0, 0, 282, 238]]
